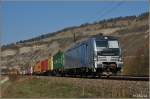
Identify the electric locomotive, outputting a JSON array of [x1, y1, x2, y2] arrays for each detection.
[[64, 35, 123, 76]]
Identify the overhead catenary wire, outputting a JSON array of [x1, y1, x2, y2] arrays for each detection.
[[89, 0, 143, 28], [73, 1, 125, 40], [86, 0, 125, 23], [72, 1, 124, 43]]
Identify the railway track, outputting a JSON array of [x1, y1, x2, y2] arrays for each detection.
[[24, 75, 149, 81], [65, 75, 149, 81], [100, 75, 149, 81]]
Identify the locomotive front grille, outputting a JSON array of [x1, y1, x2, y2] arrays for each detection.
[[102, 62, 117, 69], [99, 58, 107, 61], [110, 58, 118, 61], [98, 56, 119, 62], [97, 56, 107, 61]]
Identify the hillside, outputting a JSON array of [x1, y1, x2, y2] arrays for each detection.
[[1, 12, 149, 75]]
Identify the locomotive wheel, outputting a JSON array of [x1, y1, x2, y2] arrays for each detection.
[[106, 75, 110, 78], [92, 72, 96, 78], [98, 73, 102, 78]]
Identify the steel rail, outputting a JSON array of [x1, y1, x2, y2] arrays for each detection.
[[100, 75, 149, 81], [22, 75, 149, 81]]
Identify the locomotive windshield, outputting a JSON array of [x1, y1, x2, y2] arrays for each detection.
[[99, 48, 120, 56], [96, 40, 107, 47], [96, 40, 120, 56], [108, 40, 119, 48], [96, 40, 119, 48]]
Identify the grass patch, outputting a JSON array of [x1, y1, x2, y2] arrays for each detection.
[[1, 77, 149, 98], [2, 77, 82, 98]]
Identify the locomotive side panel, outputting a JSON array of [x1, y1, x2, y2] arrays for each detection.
[[64, 39, 95, 69], [64, 36, 123, 76]]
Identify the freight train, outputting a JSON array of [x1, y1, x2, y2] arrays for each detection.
[[32, 35, 123, 77]]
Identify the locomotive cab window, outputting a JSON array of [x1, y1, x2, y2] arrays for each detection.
[[96, 40, 107, 47], [108, 40, 119, 48]]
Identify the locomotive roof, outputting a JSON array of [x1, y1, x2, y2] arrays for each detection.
[[66, 35, 118, 52], [91, 35, 118, 40]]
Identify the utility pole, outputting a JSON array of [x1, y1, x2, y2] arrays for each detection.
[[73, 32, 76, 42]]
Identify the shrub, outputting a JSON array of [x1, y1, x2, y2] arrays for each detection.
[[123, 44, 149, 76], [8, 69, 19, 82]]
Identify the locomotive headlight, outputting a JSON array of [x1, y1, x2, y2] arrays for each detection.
[[118, 57, 122, 61]]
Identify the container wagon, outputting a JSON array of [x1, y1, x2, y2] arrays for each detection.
[[33, 56, 53, 75], [52, 51, 64, 75], [33, 61, 42, 75], [64, 35, 123, 76], [41, 57, 54, 75], [41, 59, 49, 75], [47, 55, 53, 75]]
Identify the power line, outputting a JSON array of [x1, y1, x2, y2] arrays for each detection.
[[73, 1, 125, 42], [87, 1, 124, 23], [85, 2, 112, 23]]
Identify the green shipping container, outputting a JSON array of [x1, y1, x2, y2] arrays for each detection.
[[53, 51, 64, 69]]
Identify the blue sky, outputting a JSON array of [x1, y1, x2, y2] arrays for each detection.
[[1, 1, 149, 44]]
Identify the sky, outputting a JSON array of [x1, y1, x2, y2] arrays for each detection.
[[1, 0, 149, 45]]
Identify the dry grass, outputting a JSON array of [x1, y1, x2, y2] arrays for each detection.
[[1, 76, 149, 98], [123, 42, 149, 76]]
